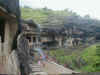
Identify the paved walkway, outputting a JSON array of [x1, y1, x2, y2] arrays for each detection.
[[42, 61, 76, 75]]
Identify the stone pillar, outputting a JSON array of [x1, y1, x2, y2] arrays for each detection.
[[69, 38, 72, 47], [4, 21, 10, 56], [59, 37, 62, 48], [0, 36, 2, 64], [36, 37, 39, 48], [0, 36, 2, 56]]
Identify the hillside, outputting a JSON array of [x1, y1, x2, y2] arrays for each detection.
[[21, 7, 100, 72], [21, 7, 100, 37], [48, 43, 100, 72], [21, 7, 75, 24], [21, 8, 48, 24]]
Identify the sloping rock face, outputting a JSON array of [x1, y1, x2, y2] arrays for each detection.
[[7, 50, 20, 75]]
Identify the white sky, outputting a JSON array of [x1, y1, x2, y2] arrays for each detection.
[[20, 0, 100, 19]]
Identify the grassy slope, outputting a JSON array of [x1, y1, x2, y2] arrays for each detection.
[[21, 8, 48, 24], [49, 44, 100, 72], [81, 44, 100, 72], [21, 7, 73, 24]]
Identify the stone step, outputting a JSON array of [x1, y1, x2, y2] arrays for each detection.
[[31, 66, 41, 72], [30, 63, 46, 74], [30, 64, 40, 67], [30, 72, 47, 75], [30, 64, 39, 66], [32, 68, 41, 70], [32, 70, 41, 72], [31, 66, 40, 68]]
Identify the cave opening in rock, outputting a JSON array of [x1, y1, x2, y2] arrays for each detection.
[[0, 17, 5, 43]]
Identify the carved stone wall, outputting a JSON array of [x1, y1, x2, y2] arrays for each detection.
[[0, 20, 18, 74], [17, 33, 32, 75], [7, 50, 20, 75]]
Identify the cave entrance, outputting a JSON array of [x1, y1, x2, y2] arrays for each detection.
[[0, 17, 5, 43]]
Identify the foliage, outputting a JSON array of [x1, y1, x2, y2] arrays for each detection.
[[81, 44, 99, 72], [21, 7, 75, 25], [21, 7, 100, 38], [21, 8, 48, 24], [49, 44, 100, 72]]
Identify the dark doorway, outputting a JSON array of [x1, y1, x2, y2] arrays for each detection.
[[33, 37, 36, 42], [0, 17, 5, 43]]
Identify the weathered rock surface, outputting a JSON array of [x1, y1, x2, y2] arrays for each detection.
[[7, 50, 20, 75], [17, 33, 32, 75]]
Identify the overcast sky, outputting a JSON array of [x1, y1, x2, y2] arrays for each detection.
[[20, 0, 100, 19]]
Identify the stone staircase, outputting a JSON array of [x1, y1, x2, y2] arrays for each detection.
[[29, 63, 47, 75]]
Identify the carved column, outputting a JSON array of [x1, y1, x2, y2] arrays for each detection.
[[36, 36, 39, 48], [0, 36, 3, 64], [59, 37, 62, 48], [4, 21, 11, 56], [0, 36, 2, 56]]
